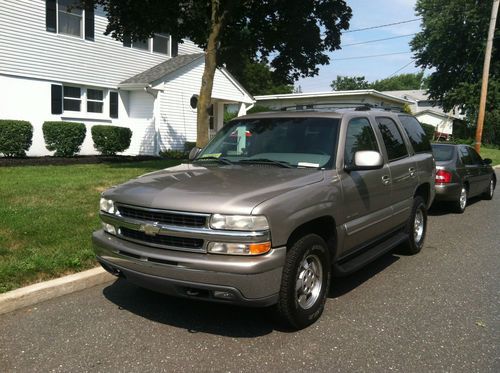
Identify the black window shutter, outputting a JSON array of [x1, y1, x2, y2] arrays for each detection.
[[46, 0, 56, 32], [171, 38, 178, 57], [51, 85, 63, 114], [109, 92, 119, 118], [85, 1, 95, 40], [123, 35, 131, 47]]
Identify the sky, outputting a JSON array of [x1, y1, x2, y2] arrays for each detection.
[[297, 0, 422, 92]]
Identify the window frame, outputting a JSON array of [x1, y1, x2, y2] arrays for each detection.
[[152, 33, 171, 55], [86, 88, 104, 114], [343, 116, 382, 168], [375, 116, 410, 162], [124, 34, 173, 56], [63, 85, 82, 112], [57, 0, 83, 38]]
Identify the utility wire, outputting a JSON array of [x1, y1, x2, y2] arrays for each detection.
[[342, 33, 416, 47], [344, 18, 422, 33], [333, 51, 412, 61], [387, 59, 416, 78]]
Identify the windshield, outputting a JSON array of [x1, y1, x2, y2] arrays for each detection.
[[196, 117, 340, 168], [432, 144, 455, 161]]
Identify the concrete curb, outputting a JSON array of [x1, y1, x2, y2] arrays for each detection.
[[0, 267, 115, 315]]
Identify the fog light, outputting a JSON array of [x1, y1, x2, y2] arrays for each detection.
[[102, 222, 117, 235], [207, 241, 271, 255]]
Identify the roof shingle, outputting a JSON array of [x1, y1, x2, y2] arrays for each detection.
[[120, 53, 204, 85]]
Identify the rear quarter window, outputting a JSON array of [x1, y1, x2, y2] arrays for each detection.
[[432, 144, 455, 161], [398, 115, 432, 153]]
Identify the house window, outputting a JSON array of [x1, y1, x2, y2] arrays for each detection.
[[63, 86, 81, 111], [87, 89, 104, 113], [153, 34, 170, 55], [46, 0, 94, 40], [132, 39, 150, 51], [109, 92, 119, 118]]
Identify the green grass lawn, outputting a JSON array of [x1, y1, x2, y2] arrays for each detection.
[[479, 147, 500, 166], [0, 159, 180, 293]]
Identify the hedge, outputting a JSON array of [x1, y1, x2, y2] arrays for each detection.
[[43, 121, 86, 157], [0, 120, 33, 157], [91, 125, 132, 156], [420, 122, 436, 142]]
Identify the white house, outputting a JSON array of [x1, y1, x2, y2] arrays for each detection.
[[254, 90, 412, 111], [382, 90, 464, 139], [0, 0, 254, 156]]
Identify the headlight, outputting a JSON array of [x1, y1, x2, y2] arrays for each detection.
[[210, 214, 269, 231], [100, 197, 116, 214], [207, 241, 271, 255]]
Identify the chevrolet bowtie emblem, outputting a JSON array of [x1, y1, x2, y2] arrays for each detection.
[[140, 223, 161, 236]]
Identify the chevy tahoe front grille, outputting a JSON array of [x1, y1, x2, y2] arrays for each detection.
[[120, 227, 204, 250], [117, 205, 207, 227]]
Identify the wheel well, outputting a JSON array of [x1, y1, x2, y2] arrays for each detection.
[[414, 183, 431, 207], [286, 216, 337, 257]]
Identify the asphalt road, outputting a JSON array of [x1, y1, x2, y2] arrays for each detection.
[[1, 172, 499, 372]]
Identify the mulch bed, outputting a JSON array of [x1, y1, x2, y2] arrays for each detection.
[[0, 155, 163, 167]]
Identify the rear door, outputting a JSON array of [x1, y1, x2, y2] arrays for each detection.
[[339, 116, 393, 252], [464, 146, 491, 196], [374, 116, 418, 226]]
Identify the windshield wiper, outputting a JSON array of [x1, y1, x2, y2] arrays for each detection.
[[237, 158, 294, 168], [193, 156, 234, 165]]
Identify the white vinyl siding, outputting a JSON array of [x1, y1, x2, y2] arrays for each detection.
[[0, 1, 200, 87], [156, 60, 252, 150]]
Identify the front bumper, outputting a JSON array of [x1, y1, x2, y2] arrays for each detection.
[[434, 182, 461, 202], [92, 230, 286, 306]]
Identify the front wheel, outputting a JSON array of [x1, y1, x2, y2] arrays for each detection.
[[483, 177, 495, 200], [405, 196, 427, 255], [276, 234, 331, 330]]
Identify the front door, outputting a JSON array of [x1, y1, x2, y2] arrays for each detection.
[[340, 117, 393, 253]]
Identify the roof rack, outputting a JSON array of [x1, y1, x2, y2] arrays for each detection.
[[278, 102, 405, 113]]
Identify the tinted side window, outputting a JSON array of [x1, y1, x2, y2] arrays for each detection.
[[467, 147, 483, 164], [376, 117, 409, 161], [459, 147, 472, 165], [398, 115, 432, 153], [344, 117, 379, 166]]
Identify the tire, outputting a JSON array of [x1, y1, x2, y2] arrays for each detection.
[[405, 196, 427, 255], [453, 185, 468, 214], [483, 177, 495, 200], [276, 234, 331, 330]]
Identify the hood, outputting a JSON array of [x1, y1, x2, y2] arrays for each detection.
[[105, 163, 325, 215]]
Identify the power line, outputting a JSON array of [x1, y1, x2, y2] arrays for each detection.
[[387, 59, 416, 78], [344, 18, 422, 33], [333, 51, 412, 61], [342, 33, 416, 47]]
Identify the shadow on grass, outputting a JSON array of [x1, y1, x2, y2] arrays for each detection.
[[101, 250, 401, 336]]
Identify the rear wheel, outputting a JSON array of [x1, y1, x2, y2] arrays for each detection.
[[483, 177, 495, 200], [276, 234, 331, 330], [405, 196, 427, 255], [453, 186, 467, 213]]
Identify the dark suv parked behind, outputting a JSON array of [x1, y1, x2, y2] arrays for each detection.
[[93, 106, 435, 329]]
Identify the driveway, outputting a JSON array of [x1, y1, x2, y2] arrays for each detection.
[[1, 171, 499, 372]]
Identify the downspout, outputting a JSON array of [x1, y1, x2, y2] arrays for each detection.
[[144, 85, 159, 156]]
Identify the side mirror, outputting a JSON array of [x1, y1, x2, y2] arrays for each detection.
[[483, 158, 492, 165], [189, 147, 202, 161], [345, 150, 384, 172]]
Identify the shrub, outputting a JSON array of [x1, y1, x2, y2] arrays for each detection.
[[184, 141, 197, 152], [160, 149, 188, 159], [91, 125, 132, 156], [43, 121, 86, 157], [0, 120, 33, 157], [420, 122, 436, 142]]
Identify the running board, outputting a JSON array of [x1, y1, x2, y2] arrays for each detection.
[[333, 232, 408, 276]]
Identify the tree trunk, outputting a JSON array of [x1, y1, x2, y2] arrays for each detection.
[[196, 0, 225, 148]]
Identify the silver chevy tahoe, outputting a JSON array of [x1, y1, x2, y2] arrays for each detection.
[[93, 107, 435, 329]]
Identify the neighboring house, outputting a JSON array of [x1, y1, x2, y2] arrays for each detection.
[[0, 0, 253, 156], [382, 90, 464, 140], [254, 90, 412, 111]]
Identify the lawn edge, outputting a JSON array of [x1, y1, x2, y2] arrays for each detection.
[[0, 267, 114, 315]]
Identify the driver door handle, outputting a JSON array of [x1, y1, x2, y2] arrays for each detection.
[[382, 175, 391, 185], [409, 167, 416, 177]]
